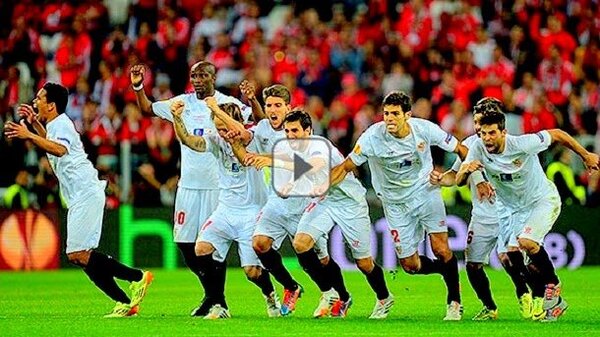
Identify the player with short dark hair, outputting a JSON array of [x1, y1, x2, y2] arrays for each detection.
[[246, 109, 395, 319], [431, 98, 535, 320], [5, 82, 153, 318], [331, 91, 471, 320], [456, 107, 599, 321]]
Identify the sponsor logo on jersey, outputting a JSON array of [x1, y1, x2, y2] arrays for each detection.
[[231, 163, 240, 172], [193, 128, 204, 136]]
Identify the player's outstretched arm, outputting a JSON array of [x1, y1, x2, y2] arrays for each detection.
[[331, 157, 358, 187], [5, 120, 66, 157], [547, 129, 600, 172], [170, 100, 206, 152], [130, 64, 154, 116], [18, 104, 46, 138], [239, 80, 265, 121]]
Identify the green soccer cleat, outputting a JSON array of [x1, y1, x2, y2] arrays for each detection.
[[519, 293, 533, 319], [531, 297, 546, 321], [472, 307, 498, 321], [129, 271, 154, 307], [104, 302, 139, 318]]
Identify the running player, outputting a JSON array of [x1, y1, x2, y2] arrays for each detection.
[[430, 98, 534, 320], [213, 84, 332, 316], [330, 91, 468, 320], [456, 106, 599, 321], [130, 62, 254, 315], [5, 82, 153, 318], [169, 98, 277, 319], [247, 110, 395, 319]]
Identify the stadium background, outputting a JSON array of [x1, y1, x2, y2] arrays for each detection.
[[0, 0, 599, 272]]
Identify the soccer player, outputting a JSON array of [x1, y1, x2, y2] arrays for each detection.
[[455, 106, 599, 321], [330, 91, 468, 320], [5, 82, 153, 318], [247, 110, 394, 319], [130, 62, 257, 315], [213, 84, 332, 316], [430, 98, 534, 320], [169, 98, 277, 319]]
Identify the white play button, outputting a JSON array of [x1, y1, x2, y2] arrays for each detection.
[[271, 138, 332, 197]]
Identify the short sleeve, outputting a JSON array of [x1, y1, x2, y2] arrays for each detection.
[[425, 119, 459, 152], [451, 157, 462, 172], [348, 132, 371, 166], [47, 118, 74, 153], [513, 131, 551, 155], [151, 98, 176, 122]]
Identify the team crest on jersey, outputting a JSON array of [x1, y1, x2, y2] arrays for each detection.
[[353, 144, 361, 155], [512, 158, 523, 168], [417, 141, 426, 152], [193, 128, 204, 136]]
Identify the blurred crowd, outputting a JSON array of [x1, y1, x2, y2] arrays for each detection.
[[1, 0, 599, 209]]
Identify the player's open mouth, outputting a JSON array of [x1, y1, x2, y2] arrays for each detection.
[[270, 115, 278, 121]]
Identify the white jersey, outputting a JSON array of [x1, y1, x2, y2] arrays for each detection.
[[279, 136, 366, 203], [204, 132, 267, 210], [452, 134, 500, 224], [46, 114, 105, 206], [250, 119, 308, 214], [464, 130, 555, 211], [349, 119, 459, 207], [152, 90, 251, 190]]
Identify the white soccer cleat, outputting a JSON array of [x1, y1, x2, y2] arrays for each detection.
[[313, 289, 339, 318], [203, 304, 231, 320], [264, 291, 282, 317], [368, 294, 395, 319], [443, 301, 463, 321]]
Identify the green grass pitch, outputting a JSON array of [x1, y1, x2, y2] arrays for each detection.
[[2, 267, 600, 336]]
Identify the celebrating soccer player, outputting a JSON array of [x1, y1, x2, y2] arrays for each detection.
[[5, 82, 153, 318], [169, 98, 277, 319], [130, 62, 258, 316], [331, 91, 468, 320], [456, 104, 599, 321]]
